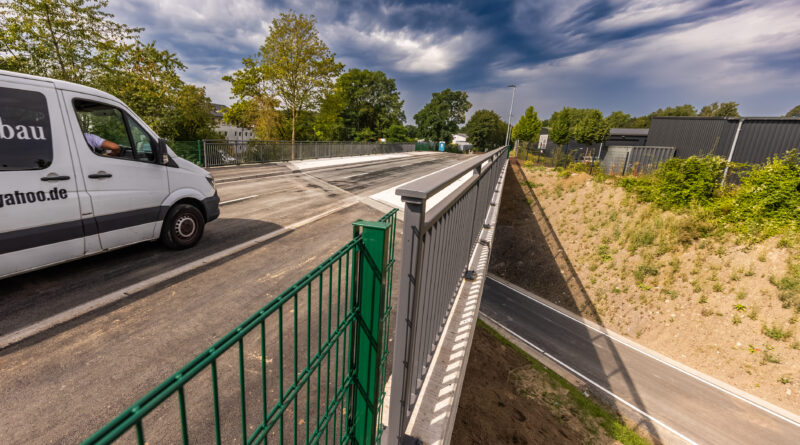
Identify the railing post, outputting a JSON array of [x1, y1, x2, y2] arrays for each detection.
[[387, 196, 425, 444], [202, 140, 208, 168], [350, 220, 391, 445]]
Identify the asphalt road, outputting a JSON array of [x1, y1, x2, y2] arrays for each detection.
[[0, 152, 468, 444], [480, 276, 800, 445]]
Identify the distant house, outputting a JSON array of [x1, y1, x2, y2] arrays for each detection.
[[452, 133, 473, 151], [211, 103, 255, 141]]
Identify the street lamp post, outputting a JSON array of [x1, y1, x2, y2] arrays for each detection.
[[504, 84, 516, 148]]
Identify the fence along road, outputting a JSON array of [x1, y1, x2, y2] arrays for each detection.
[[203, 140, 415, 167], [388, 146, 509, 442]]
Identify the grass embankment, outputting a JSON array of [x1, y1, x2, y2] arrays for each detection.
[[517, 151, 800, 412], [452, 320, 651, 445]]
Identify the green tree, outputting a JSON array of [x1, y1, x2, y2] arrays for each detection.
[[605, 110, 632, 128], [464, 109, 506, 151], [573, 109, 610, 150], [654, 104, 698, 117], [413, 89, 471, 144], [512, 105, 542, 145], [1, 0, 218, 142], [224, 96, 282, 140], [386, 123, 414, 142], [223, 11, 343, 156], [786, 105, 800, 118], [94, 42, 186, 136], [405, 124, 419, 140], [326, 68, 405, 140], [163, 84, 222, 140], [548, 108, 572, 148], [0, 0, 140, 82], [700, 101, 739, 117]]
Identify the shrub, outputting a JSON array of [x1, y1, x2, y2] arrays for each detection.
[[651, 156, 728, 209], [726, 149, 800, 236], [770, 262, 800, 311], [762, 323, 792, 341]]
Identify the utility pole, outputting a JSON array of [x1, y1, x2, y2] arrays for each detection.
[[504, 85, 516, 147]]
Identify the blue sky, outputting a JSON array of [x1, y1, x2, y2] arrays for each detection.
[[107, 0, 800, 124]]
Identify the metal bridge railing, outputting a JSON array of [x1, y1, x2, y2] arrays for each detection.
[[83, 210, 398, 445], [202, 140, 415, 167], [387, 146, 509, 442]]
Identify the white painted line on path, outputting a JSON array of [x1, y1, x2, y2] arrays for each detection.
[[487, 276, 800, 429], [220, 194, 259, 205], [480, 313, 699, 445], [0, 199, 359, 350]]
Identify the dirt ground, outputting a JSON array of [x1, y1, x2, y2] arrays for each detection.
[[452, 323, 626, 445], [497, 158, 800, 414]]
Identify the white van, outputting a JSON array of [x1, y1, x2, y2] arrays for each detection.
[[0, 70, 219, 279]]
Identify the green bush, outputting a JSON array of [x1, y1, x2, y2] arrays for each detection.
[[651, 156, 728, 208], [725, 149, 800, 236], [613, 150, 800, 240]]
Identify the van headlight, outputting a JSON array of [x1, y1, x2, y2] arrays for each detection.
[[206, 175, 215, 189]]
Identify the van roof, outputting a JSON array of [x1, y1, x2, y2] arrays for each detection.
[[0, 69, 121, 103]]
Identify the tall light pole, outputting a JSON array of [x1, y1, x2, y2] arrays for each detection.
[[504, 84, 516, 147]]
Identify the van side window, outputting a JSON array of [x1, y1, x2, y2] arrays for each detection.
[[74, 100, 135, 160], [0, 87, 53, 171]]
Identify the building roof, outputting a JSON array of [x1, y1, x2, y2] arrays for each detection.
[[541, 127, 648, 136], [609, 127, 649, 136], [651, 116, 800, 122]]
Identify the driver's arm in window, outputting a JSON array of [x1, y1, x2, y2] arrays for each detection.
[[84, 132, 122, 156]]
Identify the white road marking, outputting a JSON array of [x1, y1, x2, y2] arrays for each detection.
[[480, 312, 699, 445], [220, 194, 259, 205], [0, 199, 359, 350], [487, 276, 800, 429]]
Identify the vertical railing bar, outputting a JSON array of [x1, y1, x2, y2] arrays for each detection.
[[239, 339, 248, 444], [317, 274, 323, 434], [333, 257, 342, 443], [326, 267, 333, 443], [260, 320, 268, 444], [306, 285, 311, 443], [211, 360, 222, 445], [135, 421, 145, 445], [178, 386, 189, 445], [294, 293, 298, 386], [278, 306, 285, 444]]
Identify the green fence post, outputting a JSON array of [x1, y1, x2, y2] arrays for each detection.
[[349, 220, 391, 445], [197, 140, 203, 166]]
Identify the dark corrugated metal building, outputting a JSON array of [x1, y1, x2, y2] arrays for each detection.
[[538, 127, 649, 156], [647, 116, 800, 163]]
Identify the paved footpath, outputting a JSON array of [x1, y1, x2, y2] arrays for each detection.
[[481, 275, 800, 445]]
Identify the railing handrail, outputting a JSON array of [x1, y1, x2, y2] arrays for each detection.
[[396, 147, 505, 200]]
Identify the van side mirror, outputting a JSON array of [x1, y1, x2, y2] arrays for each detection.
[[156, 138, 169, 165]]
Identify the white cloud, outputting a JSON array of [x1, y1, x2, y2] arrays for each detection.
[[322, 24, 487, 74], [594, 0, 709, 31], [491, 0, 800, 116]]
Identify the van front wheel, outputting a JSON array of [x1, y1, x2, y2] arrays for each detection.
[[161, 204, 205, 249]]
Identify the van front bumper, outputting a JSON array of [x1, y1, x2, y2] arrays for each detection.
[[203, 192, 220, 222]]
